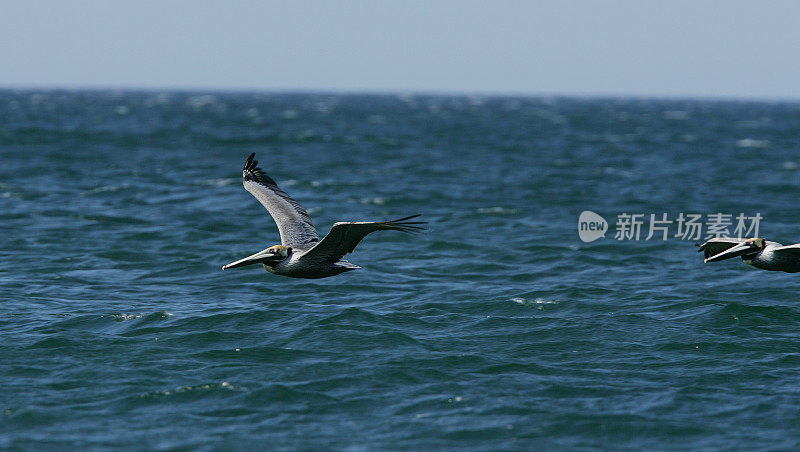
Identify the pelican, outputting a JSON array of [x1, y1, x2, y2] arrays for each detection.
[[222, 153, 424, 278], [696, 237, 800, 273]]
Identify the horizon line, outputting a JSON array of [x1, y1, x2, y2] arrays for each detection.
[[1, 83, 799, 104]]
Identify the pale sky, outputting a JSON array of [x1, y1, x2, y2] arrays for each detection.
[[2, 0, 799, 99]]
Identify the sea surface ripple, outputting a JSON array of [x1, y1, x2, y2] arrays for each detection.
[[2, 90, 800, 449]]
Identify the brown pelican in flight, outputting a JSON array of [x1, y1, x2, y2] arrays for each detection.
[[222, 153, 424, 278], [697, 238, 800, 273]]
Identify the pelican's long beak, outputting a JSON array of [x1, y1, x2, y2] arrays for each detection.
[[704, 241, 759, 263], [222, 248, 278, 270]]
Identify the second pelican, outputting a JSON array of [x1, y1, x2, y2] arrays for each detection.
[[697, 237, 800, 273]]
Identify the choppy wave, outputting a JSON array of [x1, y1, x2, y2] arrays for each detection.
[[2, 90, 800, 449]]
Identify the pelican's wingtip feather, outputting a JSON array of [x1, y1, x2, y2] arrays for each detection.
[[384, 214, 427, 233]]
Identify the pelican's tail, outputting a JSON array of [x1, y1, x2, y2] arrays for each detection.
[[335, 260, 361, 270]]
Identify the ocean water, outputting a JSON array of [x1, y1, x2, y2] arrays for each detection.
[[2, 90, 800, 450]]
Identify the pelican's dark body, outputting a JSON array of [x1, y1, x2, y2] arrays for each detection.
[[742, 245, 800, 273], [264, 254, 360, 279]]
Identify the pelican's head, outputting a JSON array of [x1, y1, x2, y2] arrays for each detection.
[[704, 238, 765, 263], [266, 245, 292, 257], [222, 245, 292, 270]]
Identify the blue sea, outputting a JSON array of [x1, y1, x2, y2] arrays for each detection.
[[2, 90, 800, 450]]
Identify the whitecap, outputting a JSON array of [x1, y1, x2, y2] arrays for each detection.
[[194, 178, 238, 187], [360, 197, 386, 205], [736, 138, 770, 148], [281, 109, 298, 119], [511, 297, 559, 309], [476, 206, 518, 215], [80, 184, 130, 195], [296, 129, 316, 140], [187, 95, 217, 110]]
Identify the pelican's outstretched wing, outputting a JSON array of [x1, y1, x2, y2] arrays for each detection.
[[242, 153, 319, 248], [774, 243, 800, 255], [302, 215, 424, 263], [696, 238, 746, 260]]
